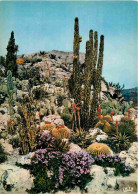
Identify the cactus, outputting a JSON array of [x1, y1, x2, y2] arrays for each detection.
[[72, 17, 81, 107], [40, 121, 56, 132], [7, 70, 15, 123], [18, 95, 40, 154], [69, 18, 104, 130], [87, 143, 111, 156], [52, 125, 70, 139]]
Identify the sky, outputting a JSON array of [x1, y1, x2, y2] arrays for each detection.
[[0, 1, 137, 89]]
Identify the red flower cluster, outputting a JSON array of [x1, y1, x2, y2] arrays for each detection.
[[110, 111, 114, 116]]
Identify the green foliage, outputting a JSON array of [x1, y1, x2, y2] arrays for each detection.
[[48, 138, 70, 153], [100, 99, 132, 115], [6, 31, 18, 76], [29, 150, 94, 193], [61, 113, 72, 129], [32, 86, 47, 100], [23, 57, 42, 64], [105, 118, 136, 143], [94, 154, 134, 177], [57, 94, 65, 106], [118, 118, 136, 142], [9, 135, 20, 149], [0, 143, 7, 163], [70, 129, 93, 148], [113, 133, 130, 151], [7, 70, 15, 120]]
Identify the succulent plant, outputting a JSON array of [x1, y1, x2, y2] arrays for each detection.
[[52, 125, 70, 139], [40, 122, 56, 132], [87, 142, 112, 156], [113, 133, 130, 151], [95, 120, 111, 132]]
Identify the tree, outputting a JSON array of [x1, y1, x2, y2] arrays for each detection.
[[6, 31, 18, 76]]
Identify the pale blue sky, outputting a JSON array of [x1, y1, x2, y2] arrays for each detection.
[[0, 1, 137, 89]]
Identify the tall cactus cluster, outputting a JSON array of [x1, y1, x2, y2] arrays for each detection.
[[70, 17, 104, 130], [72, 17, 81, 107], [7, 70, 15, 119]]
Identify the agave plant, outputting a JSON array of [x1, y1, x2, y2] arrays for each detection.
[[70, 129, 93, 148], [48, 138, 70, 153], [113, 133, 130, 151]]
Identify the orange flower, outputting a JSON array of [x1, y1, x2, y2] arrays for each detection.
[[110, 111, 114, 116], [128, 109, 131, 113], [98, 106, 101, 112], [38, 112, 41, 116], [72, 56, 77, 59], [7, 120, 12, 124], [116, 120, 119, 125], [76, 107, 80, 111], [72, 103, 76, 109]]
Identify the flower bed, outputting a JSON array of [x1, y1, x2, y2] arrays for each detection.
[[29, 150, 94, 193], [93, 154, 134, 176]]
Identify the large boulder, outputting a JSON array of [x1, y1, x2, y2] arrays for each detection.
[[0, 139, 13, 155], [0, 164, 34, 193], [69, 143, 82, 153], [119, 142, 138, 169]]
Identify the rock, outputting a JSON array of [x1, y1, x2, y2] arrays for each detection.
[[0, 113, 10, 131], [0, 139, 13, 155], [117, 171, 137, 193], [86, 165, 108, 192], [17, 152, 35, 166], [119, 142, 138, 168], [89, 128, 106, 139], [0, 164, 34, 193], [96, 134, 108, 142], [69, 143, 82, 152]]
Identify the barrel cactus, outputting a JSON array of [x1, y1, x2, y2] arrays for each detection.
[[87, 143, 112, 156], [40, 121, 56, 132], [52, 125, 70, 139]]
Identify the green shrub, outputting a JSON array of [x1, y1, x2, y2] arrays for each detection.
[[0, 143, 7, 163], [57, 95, 65, 106], [28, 150, 94, 193], [61, 113, 72, 129], [94, 154, 134, 176], [70, 129, 93, 148]]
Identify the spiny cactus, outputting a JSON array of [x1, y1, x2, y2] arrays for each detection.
[[40, 121, 56, 132], [72, 17, 81, 107], [18, 95, 40, 154], [69, 18, 104, 130], [7, 70, 15, 122], [52, 125, 70, 139], [87, 143, 112, 156]]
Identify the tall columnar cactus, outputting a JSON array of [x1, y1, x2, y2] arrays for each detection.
[[7, 70, 14, 119], [82, 41, 92, 129], [89, 34, 104, 127], [70, 18, 104, 130], [73, 17, 81, 107]]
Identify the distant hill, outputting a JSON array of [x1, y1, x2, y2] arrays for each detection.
[[121, 87, 138, 104]]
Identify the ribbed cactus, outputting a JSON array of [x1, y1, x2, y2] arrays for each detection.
[[89, 34, 104, 127], [72, 17, 81, 107], [87, 143, 111, 156], [70, 18, 104, 130], [7, 70, 14, 119]]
